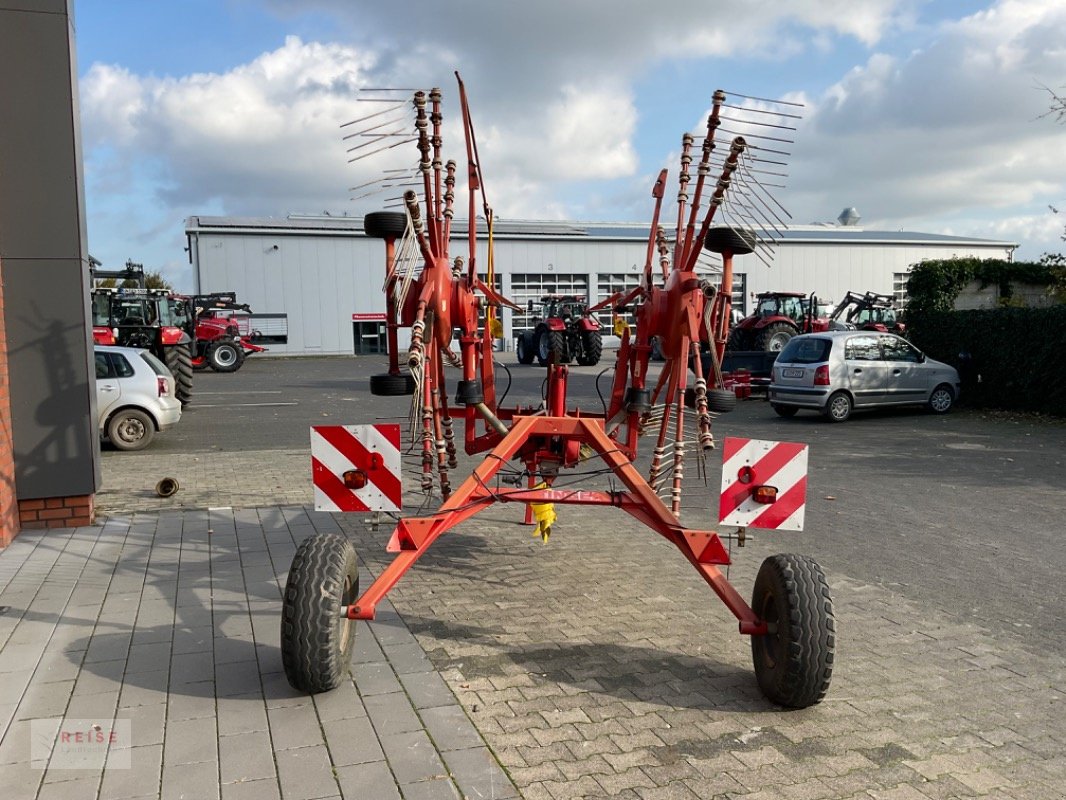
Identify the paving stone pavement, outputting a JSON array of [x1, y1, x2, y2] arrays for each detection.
[[0, 440, 1063, 799]]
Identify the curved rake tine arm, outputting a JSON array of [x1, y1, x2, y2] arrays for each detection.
[[683, 136, 747, 273], [404, 191, 436, 265], [442, 159, 456, 247], [455, 71, 487, 284], [412, 91, 439, 253], [643, 170, 669, 288], [429, 88, 444, 253], [673, 133, 694, 269], [682, 89, 725, 262]]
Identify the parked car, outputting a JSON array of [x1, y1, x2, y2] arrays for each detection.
[[768, 331, 960, 422], [95, 345, 182, 450]]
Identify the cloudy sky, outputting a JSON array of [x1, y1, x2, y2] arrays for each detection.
[[74, 0, 1066, 290]]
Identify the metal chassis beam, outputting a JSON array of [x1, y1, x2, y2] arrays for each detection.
[[346, 414, 767, 635]]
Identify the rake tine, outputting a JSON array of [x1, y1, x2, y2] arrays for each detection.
[[720, 115, 798, 132], [340, 102, 407, 128], [720, 102, 803, 120], [347, 137, 417, 163], [721, 90, 805, 108]]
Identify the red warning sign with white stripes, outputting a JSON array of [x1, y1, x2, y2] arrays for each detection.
[[311, 424, 402, 513], [719, 437, 809, 531]]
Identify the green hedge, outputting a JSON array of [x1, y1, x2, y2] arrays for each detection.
[[907, 306, 1066, 415]]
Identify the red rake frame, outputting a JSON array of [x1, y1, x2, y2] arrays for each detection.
[[345, 413, 768, 636]]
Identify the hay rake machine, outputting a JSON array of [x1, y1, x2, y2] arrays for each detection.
[[282, 78, 835, 708]]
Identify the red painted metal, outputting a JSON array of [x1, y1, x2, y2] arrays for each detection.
[[351, 79, 782, 641]]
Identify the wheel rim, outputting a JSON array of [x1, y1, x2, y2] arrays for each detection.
[[538, 334, 550, 360], [756, 590, 782, 669], [769, 333, 790, 352], [931, 389, 951, 412], [335, 574, 355, 651], [116, 416, 146, 445], [215, 345, 237, 366], [830, 396, 849, 420]]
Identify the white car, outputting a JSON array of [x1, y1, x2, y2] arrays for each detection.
[[768, 331, 960, 422], [95, 345, 182, 450]]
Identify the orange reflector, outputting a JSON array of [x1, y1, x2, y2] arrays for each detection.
[[753, 485, 778, 504], [343, 470, 368, 490]]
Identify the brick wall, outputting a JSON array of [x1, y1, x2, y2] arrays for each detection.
[[18, 494, 93, 529], [0, 260, 19, 546]]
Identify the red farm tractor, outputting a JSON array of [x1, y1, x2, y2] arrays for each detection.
[[516, 295, 603, 366], [90, 259, 195, 406], [726, 291, 831, 353], [170, 292, 267, 373]]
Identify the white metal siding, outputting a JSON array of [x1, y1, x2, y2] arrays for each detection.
[[190, 225, 1011, 356]]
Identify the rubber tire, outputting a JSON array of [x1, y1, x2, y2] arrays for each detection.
[[107, 409, 155, 451], [577, 329, 602, 366], [516, 332, 535, 364], [369, 372, 416, 396], [706, 388, 736, 413], [703, 226, 757, 255], [725, 327, 748, 352], [363, 211, 407, 239], [927, 383, 954, 414], [536, 328, 567, 366], [206, 340, 242, 373], [824, 391, 852, 423], [756, 323, 796, 353], [773, 404, 798, 418], [281, 533, 359, 694], [751, 554, 835, 708], [164, 343, 194, 407]]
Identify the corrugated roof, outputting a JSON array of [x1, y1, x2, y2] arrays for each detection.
[[185, 216, 1017, 248]]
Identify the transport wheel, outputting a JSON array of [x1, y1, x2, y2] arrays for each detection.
[[577, 329, 602, 366], [281, 533, 359, 694], [772, 404, 798, 418], [927, 384, 954, 414], [706, 388, 736, 413], [823, 391, 852, 423], [751, 553, 835, 708], [164, 343, 194, 407], [206, 340, 242, 372], [107, 409, 155, 451], [703, 226, 757, 255], [369, 372, 416, 396], [363, 211, 408, 239], [516, 332, 535, 364]]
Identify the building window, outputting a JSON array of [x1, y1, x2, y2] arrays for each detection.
[[596, 274, 642, 328], [510, 273, 589, 332], [893, 272, 910, 308]]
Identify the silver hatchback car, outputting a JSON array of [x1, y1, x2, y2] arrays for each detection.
[[768, 331, 960, 422], [96, 345, 182, 450]]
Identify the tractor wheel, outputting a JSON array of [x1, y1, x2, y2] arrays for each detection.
[[751, 554, 835, 708], [772, 404, 798, 418], [164, 343, 194, 407], [363, 211, 408, 239], [516, 332, 535, 364], [756, 323, 795, 353], [107, 409, 155, 451], [706, 388, 736, 413], [536, 328, 567, 366], [726, 327, 747, 352], [703, 226, 757, 255], [206, 340, 242, 373], [927, 384, 954, 414], [577, 329, 602, 366], [823, 391, 852, 423], [369, 372, 416, 396], [281, 533, 360, 694]]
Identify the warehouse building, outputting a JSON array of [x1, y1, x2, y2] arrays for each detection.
[[185, 214, 1017, 356]]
